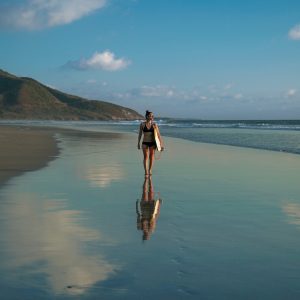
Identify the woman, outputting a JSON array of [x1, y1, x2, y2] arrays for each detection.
[[137, 110, 164, 176]]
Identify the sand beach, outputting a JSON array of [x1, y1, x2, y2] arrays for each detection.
[[0, 126, 59, 185], [1, 124, 300, 299]]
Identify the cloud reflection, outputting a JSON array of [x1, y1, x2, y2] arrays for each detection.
[[283, 203, 300, 226], [83, 164, 124, 188], [1, 192, 116, 295]]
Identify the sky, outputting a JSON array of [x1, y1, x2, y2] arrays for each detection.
[[0, 0, 300, 119]]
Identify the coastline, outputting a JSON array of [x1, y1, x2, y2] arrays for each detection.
[[2, 119, 300, 156], [0, 125, 124, 187], [2, 121, 300, 188], [0, 125, 60, 186]]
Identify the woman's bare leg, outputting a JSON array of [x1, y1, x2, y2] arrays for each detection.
[[149, 147, 155, 175], [142, 146, 149, 175]]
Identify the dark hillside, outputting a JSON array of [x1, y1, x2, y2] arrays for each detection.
[[0, 69, 142, 120]]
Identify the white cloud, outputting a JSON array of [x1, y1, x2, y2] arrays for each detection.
[[109, 84, 247, 104], [66, 51, 130, 71], [208, 84, 217, 93], [288, 24, 300, 40], [234, 93, 243, 99], [87, 79, 97, 84], [286, 88, 297, 97], [0, 0, 106, 30], [138, 85, 176, 98], [224, 83, 234, 90], [86, 79, 108, 87], [166, 90, 174, 97]]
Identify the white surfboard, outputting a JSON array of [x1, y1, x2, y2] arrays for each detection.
[[154, 126, 162, 151]]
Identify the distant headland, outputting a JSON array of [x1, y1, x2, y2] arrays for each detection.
[[0, 69, 143, 120]]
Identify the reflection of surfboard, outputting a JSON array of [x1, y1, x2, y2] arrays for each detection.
[[153, 199, 160, 217], [154, 127, 162, 151]]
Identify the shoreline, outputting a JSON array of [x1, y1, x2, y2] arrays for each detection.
[[1, 120, 300, 156], [0, 126, 60, 186], [0, 125, 124, 187], [1, 122, 298, 188]]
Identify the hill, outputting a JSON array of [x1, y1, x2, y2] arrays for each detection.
[[0, 69, 142, 120]]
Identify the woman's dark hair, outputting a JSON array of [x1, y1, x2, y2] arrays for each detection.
[[145, 110, 153, 118]]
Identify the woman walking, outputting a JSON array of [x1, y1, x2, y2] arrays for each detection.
[[137, 110, 164, 176]]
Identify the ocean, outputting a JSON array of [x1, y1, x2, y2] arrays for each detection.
[[2, 119, 300, 155]]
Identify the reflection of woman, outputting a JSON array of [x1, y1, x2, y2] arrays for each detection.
[[136, 176, 162, 241], [137, 110, 164, 176]]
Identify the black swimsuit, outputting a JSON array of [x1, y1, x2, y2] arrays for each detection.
[[142, 123, 156, 148]]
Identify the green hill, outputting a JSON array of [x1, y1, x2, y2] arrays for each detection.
[[0, 69, 142, 120]]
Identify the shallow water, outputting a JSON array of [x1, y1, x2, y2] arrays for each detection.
[[2, 120, 300, 155], [1, 131, 300, 299]]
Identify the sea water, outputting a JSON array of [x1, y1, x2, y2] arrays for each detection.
[[2, 119, 300, 154]]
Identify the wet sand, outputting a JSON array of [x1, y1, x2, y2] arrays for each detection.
[[0, 125, 122, 186], [1, 125, 300, 299], [0, 126, 59, 186]]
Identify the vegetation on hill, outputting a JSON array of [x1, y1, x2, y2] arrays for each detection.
[[0, 69, 142, 120]]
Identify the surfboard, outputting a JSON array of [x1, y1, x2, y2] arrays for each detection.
[[154, 126, 162, 151]]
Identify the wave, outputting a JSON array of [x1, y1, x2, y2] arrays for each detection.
[[1, 119, 300, 131], [2, 119, 300, 155], [159, 120, 300, 131]]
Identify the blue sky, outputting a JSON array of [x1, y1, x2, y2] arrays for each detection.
[[1, 0, 300, 119]]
